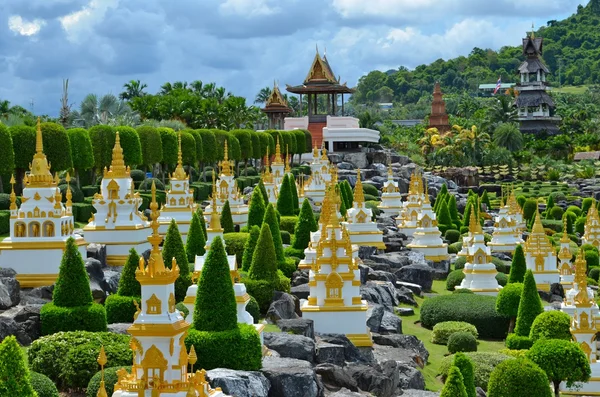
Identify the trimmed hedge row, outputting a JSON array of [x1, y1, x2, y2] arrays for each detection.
[[432, 321, 478, 345], [40, 303, 107, 335], [105, 294, 138, 324], [71, 203, 96, 223]]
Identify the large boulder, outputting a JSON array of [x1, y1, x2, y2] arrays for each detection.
[[0, 275, 20, 310], [206, 369, 270, 397], [315, 363, 358, 392], [316, 342, 346, 366], [372, 334, 429, 366], [108, 323, 131, 335], [337, 162, 355, 170], [290, 284, 310, 301], [0, 304, 41, 345], [261, 357, 321, 397], [326, 388, 363, 397], [317, 334, 373, 364], [344, 362, 396, 397], [264, 332, 316, 363], [343, 153, 368, 169], [366, 304, 402, 334], [85, 258, 120, 303], [395, 263, 434, 291], [397, 363, 426, 390], [277, 318, 315, 339], [266, 292, 300, 323], [86, 243, 107, 267], [367, 270, 397, 285], [402, 391, 440, 397]]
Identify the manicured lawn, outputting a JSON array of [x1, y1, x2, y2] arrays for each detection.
[[401, 280, 506, 392], [553, 85, 589, 94]]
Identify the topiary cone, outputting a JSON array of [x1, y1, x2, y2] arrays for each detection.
[[186, 212, 206, 263], [514, 270, 544, 337], [117, 248, 141, 297], [0, 336, 37, 396], [440, 365, 468, 397], [248, 223, 279, 283], [248, 186, 266, 229], [221, 200, 235, 233], [53, 237, 93, 307]]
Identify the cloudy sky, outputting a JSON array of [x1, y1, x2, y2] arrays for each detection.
[[1, 0, 586, 116]]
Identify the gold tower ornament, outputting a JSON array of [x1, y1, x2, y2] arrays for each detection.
[[172, 131, 188, 181], [96, 346, 108, 397], [27, 117, 55, 188], [104, 132, 130, 178]]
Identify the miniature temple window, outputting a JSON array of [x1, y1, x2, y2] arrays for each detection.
[[107, 180, 120, 200], [356, 210, 367, 224], [170, 197, 176, 206], [325, 272, 343, 299], [535, 255, 544, 272], [43, 221, 54, 237], [581, 312, 590, 330], [141, 345, 167, 383], [29, 222, 40, 237], [14, 222, 26, 237], [146, 294, 162, 315]]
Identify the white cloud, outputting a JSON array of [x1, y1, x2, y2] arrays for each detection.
[[60, 0, 119, 41], [219, 0, 280, 17], [8, 16, 45, 36], [332, 0, 437, 18]]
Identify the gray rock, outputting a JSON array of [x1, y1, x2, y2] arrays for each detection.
[[337, 162, 355, 170], [358, 246, 379, 261], [367, 305, 402, 334], [261, 357, 320, 397], [264, 332, 316, 363], [427, 259, 450, 280], [0, 268, 17, 278], [367, 270, 397, 285], [0, 304, 42, 345], [316, 343, 346, 366], [477, 387, 487, 397], [358, 264, 370, 285], [317, 334, 373, 364], [292, 270, 310, 286], [0, 276, 20, 310], [345, 363, 395, 397], [316, 363, 358, 391], [290, 284, 310, 300], [328, 154, 343, 164], [370, 252, 410, 269], [397, 363, 426, 390], [360, 282, 397, 309], [396, 307, 415, 316], [395, 286, 418, 307], [372, 334, 429, 366], [266, 292, 299, 323], [396, 281, 422, 296], [401, 390, 440, 397], [343, 153, 368, 169], [108, 323, 131, 334], [277, 318, 315, 339], [326, 388, 364, 397], [396, 263, 434, 291], [0, 317, 28, 345], [205, 369, 270, 397], [90, 280, 107, 303], [86, 243, 107, 267]]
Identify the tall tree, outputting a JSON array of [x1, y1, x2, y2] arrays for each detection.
[[120, 80, 148, 100], [0, 122, 15, 194]]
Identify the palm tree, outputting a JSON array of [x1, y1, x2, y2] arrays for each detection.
[[120, 80, 147, 100], [0, 100, 11, 119], [494, 123, 524, 152], [254, 87, 272, 105], [76, 93, 138, 127], [486, 95, 518, 127]]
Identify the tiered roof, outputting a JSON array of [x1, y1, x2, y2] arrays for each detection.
[[286, 48, 354, 94], [262, 82, 291, 114]]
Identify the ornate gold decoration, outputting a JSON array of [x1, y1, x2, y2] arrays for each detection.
[[285, 145, 291, 173], [219, 140, 232, 177], [523, 206, 555, 258], [27, 117, 55, 188], [103, 132, 130, 178], [171, 131, 188, 181], [188, 345, 198, 373], [168, 293, 176, 313], [320, 142, 328, 160], [468, 206, 482, 234], [354, 169, 365, 205], [574, 249, 594, 307], [9, 175, 17, 213], [273, 137, 283, 164], [304, 48, 336, 84], [146, 293, 162, 315], [65, 172, 72, 208], [207, 173, 223, 232], [96, 346, 108, 397]]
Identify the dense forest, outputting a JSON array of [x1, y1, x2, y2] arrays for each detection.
[[352, 0, 600, 106]]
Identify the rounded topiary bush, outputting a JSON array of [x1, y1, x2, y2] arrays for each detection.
[[440, 352, 511, 391], [529, 310, 572, 343], [453, 256, 467, 270], [432, 321, 478, 345], [487, 358, 552, 397], [139, 178, 165, 191], [86, 366, 131, 397], [453, 288, 474, 294], [445, 229, 461, 244], [448, 331, 478, 354], [505, 334, 533, 350], [495, 272, 508, 286], [246, 295, 260, 324], [549, 206, 564, 220], [522, 199, 538, 223], [280, 230, 291, 245], [130, 169, 146, 183], [589, 267, 600, 282], [446, 269, 465, 291], [362, 183, 379, 197], [30, 371, 59, 397], [105, 294, 138, 324], [567, 206, 582, 217], [491, 258, 507, 273], [420, 294, 510, 339], [586, 250, 600, 268]]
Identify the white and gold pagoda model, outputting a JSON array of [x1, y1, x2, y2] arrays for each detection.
[[0, 119, 87, 287], [507, 186, 526, 232], [109, 183, 229, 397], [342, 170, 385, 249], [488, 188, 523, 253], [379, 166, 403, 215], [84, 132, 150, 266], [523, 208, 559, 291], [457, 211, 501, 295], [406, 182, 448, 262], [558, 217, 575, 288], [560, 249, 600, 396], [271, 137, 286, 186], [261, 147, 278, 205], [301, 185, 372, 347], [583, 201, 600, 248], [302, 145, 332, 206], [158, 132, 197, 241], [396, 170, 425, 237], [204, 140, 248, 227]]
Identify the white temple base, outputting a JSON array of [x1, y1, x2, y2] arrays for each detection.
[[301, 302, 372, 347], [533, 272, 561, 291], [343, 223, 385, 249], [561, 363, 600, 395], [379, 196, 403, 215], [0, 236, 87, 287], [83, 227, 151, 266], [487, 240, 519, 253], [458, 264, 501, 296], [406, 244, 448, 262]]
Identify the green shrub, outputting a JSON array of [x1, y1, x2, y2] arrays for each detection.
[[575, 216, 587, 235], [362, 183, 379, 197], [514, 270, 544, 337], [264, 203, 285, 263], [246, 295, 260, 324], [516, 195, 526, 209], [498, 348, 528, 358], [40, 302, 107, 335], [277, 174, 295, 216], [448, 243, 460, 254], [446, 269, 465, 291], [487, 358, 552, 397], [548, 206, 563, 220], [0, 336, 37, 396], [586, 250, 600, 268], [81, 185, 100, 198], [505, 334, 533, 350], [495, 272, 508, 286], [521, 187, 530, 193], [86, 366, 131, 397], [432, 321, 478, 344], [445, 229, 461, 243], [440, 365, 468, 397], [53, 237, 93, 307], [244, 279, 275, 314], [583, 244, 600, 254], [176, 302, 189, 318], [280, 256, 296, 277], [508, 245, 526, 283], [249, 223, 279, 283], [453, 256, 467, 270], [185, 323, 262, 371], [491, 257, 507, 273], [449, 241, 463, 255], [29, 331, 131, 390], [105, 294, 138, 324], [364, 194, 379, 202], [186, 212, 206, 262], [71, 202, 95, 223], [420, 294, 509, 339], [529, 310, 572, 343], [280, 230, 291, 245], [453, 353, 476, 397], [495, 283, 523, 334], [162, 219, 192, 302], [589, 267, 600, 281], [583, 198, 594, 214], [365, 201, 381, 219], [0, 210, 10, 234], [117, 248, 141, 297], [440, 352, 511, 391], [448, 331, 478, 354], [549, 191, 566, 203], [522, 199, 538, 223], [220, 200, 235, 234], [280, 216, 298, 234], [284, 246, 305, 260], [30, 371, 59, 397], [292, 199, 317, 250], [588, 277, 599, 286], [242, 225, 261, 272], [453, 288, 474, 294], [139, 177, 165, 191], [223, 232, 249, 265]]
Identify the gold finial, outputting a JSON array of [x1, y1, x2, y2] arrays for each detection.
[[35, 117, 43, 154], [104, 132, 128, 178], [530, 22, 535, 39], [137, 181, 169, 278], [28, 117, 54, 187], [96, 346, 108, 397], [208, 173, 222, 231], [354, 169, 365, 204], [321, 142, 327, 160], [285, 145, 291, 173], [423, 177, 430, 204], [532, 205, 545, 234], [313, 144, 319, 158], [172, 131, 188, 180], [66, 172, 73, 208], [219, 139, 232, 177], [9, 175, 16, 211], [468, 204, 482, 234], [188, 345, 198, 373], [561, 216, 571, 243], [387, 164, 393, 177], [274, 136, 283, 164]]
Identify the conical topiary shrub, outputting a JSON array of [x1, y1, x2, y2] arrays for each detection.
[[438, 200, 453, 232], [248, 186, 266, 229], [448, 194, 460, 229], [248, 223, 279, 283], [481, 190, 491, 210], [0, 336, 37, 396], [440, 365, 468, 397], [193, 236, 238, 332], [508, 245, 526, 283], [195, 206, 208, 239], [117, 248, 141, 297], [242, 225, 261, 272], [106, 248, 141, 324], [343, 180, 354, 207], [186, 212, 206, 263], [162, 219, 192, 302], [257, 179, 269, 204], [289, 174, 300, 213], [277, 174, 295, 216], [263, 203, 285, 263], [221, 200, 235, 233], [514, 270, 544, 337], [53, 237, 93, 307], [292, 198, 318, 251], [453, 353, 476, 397]]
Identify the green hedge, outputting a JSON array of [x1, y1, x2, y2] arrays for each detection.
[[247, 295, 260, 324], [40, 303, 107, 335], [72, 203, 96, 223], [432, 321, 478, 344], [446, 269, 465, 291], [29, 331, 131, 391], [81, 185, 99, 197], [420, 294, 510, 339], [448, 331, 478, 354], [280, 230, 291, 245], [87, 366, 131, 397], [30, 371, 59, 397], [191, 182, 212, 201], [223, 232, 249, 265], [185, 323, 262, 371], [138, 190, 167, 211], [280, 216, 298, 234], [0, 210, 9, 235], [279, 256, 296, 277], [105, 294, 138, 324], [243, 272, 290, 314], [440, 352, 511, 391], [505, 334, 533, 350], [284, 246, 305, 260], [362, 183, 379, 197]]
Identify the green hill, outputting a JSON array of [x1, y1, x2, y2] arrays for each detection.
[[352, 0, 600, 105]]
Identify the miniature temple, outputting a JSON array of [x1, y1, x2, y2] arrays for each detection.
[[457, 211, 501, 295], [560, 249, 600, 395], [271, 137, 286, 186], [378, 166, 403, 215], [558, 217, 574, 288], [515, 27, 561, 135], [158, 132, 197, 241], [108, 183, 229, 397], [522, 209, 559, 291], [342, 170, 385, 249], [396, 170, 426, 237], [0, 119, 86, 287], [301, 184, 372, 347], [261, 81, 291, 129], [506, 186, 526, 231], [406, 182, 449, 262], [261, 147, 278, 205], [428, 82, 450, 133], [84, 132, 150, 266], [302, 145, 332, 205], [488, 188, 523, 252], [583, 201, 600, 248], [283, 47, 379, 151]]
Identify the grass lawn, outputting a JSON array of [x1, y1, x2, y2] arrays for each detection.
[[400, 280, 506, 392], [552, 85, 589, 94]]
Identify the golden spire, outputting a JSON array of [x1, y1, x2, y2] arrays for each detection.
[[274, 136, 283, 164], [104, 132, 129, 178], [188, 345, 198, 373], [560, 216, 571, 243], [285, 145, 291, 173], [9, 175, 16, 212], [28, 117, 55, 187], [220, 140, 232, 177], [531, 206, 545, 235], [172, 131, 187, 180], [96, 346, 108, 397], [321, 142, 328, 160], [530, 22, 535, 39], [65, 172, 73, 209], [574, 248, 593, 307], [325, 182, 340, 227], [208, 173, 222, 231], [387, 164, 393, 177], [313, 144, 319, 158], [263, 146, 273, 183], [354, 169, 365, 205], [468, 205, 482, 234], [423, 177, 430, 204]]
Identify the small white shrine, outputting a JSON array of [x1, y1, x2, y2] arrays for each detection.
[[558, 217, 574, 288], [301, 185, 372, 347], [560, 249, 600, 396], [302, 145, 332, 206], [109, 183, 229, 397], [271, 137, 285, 187], [378, 166, 403, 215], [0, 119, 87, 287], [261, 147, 279, 205], [158, 132, 197, 241], [84, 132, 150, 266], [457, 211, 501, 295], [583, 201, 600, 248], [396, 170, 425, 237], [523, 209, 559, 291], [507, 187, 526, 232], [406, 183, 448, 262], [488, 190, 523, 252], [342, 170, 385, 249]]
